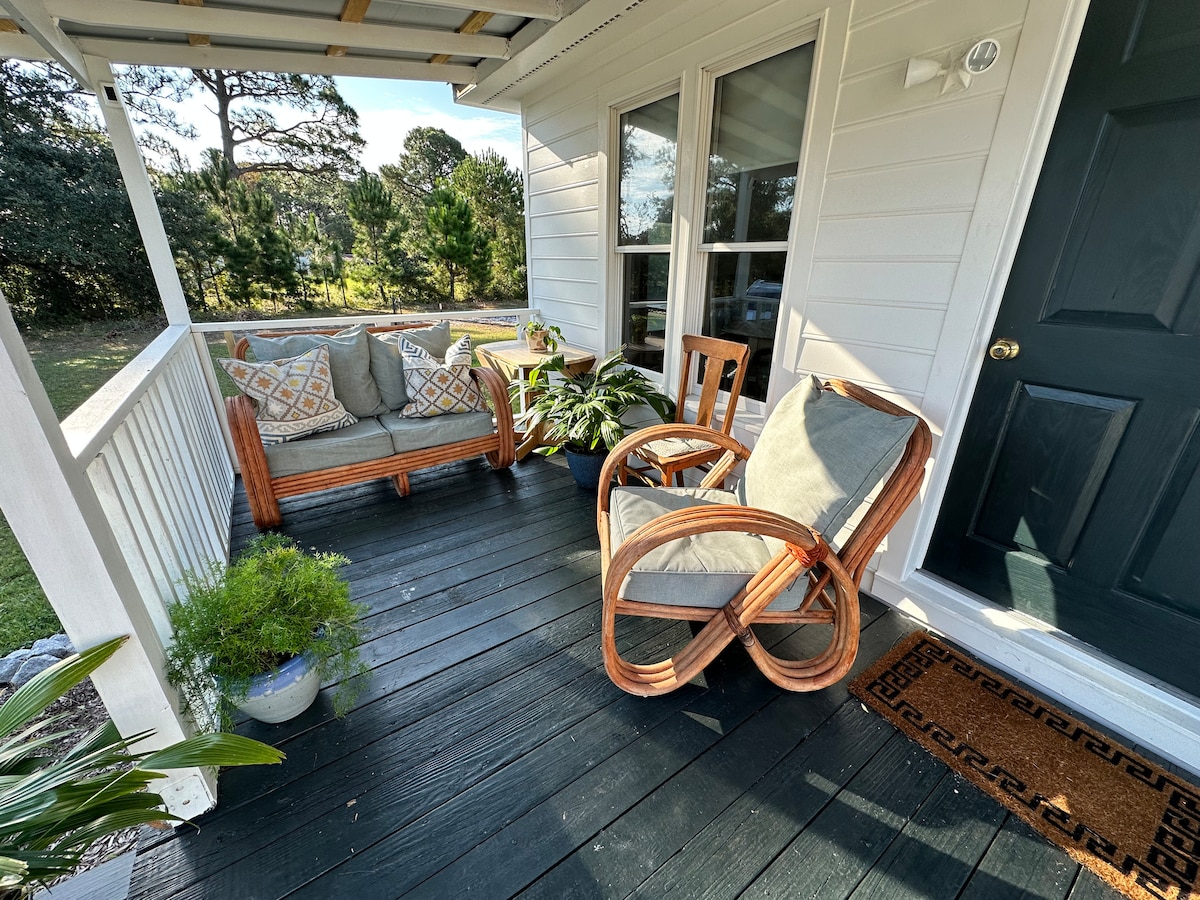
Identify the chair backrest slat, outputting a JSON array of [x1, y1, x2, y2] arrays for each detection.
[[676, 334, 751, 434]]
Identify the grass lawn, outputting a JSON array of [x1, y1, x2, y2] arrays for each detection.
[[1, 313, 518, 656]]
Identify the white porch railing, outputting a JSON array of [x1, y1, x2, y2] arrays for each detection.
[[58, 307, 538, 633], [60, 324, 234, 644]]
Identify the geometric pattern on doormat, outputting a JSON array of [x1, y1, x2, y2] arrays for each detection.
[[850, 632, 1199, 900]]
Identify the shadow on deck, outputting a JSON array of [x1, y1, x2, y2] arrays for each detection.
[[127, 456, 1121, 900]]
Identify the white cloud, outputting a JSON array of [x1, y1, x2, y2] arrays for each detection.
[[356, 101, 522, 173]]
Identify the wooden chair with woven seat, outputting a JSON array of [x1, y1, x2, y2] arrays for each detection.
[[622, 334, 750, 487], [597, 375, 932, 697]]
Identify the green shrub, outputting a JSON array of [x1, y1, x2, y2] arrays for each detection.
[[165, 535, 367, 731]]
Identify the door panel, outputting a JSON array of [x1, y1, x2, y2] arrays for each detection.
[[972, 385, 1135, 568], [926, 0, 1200, 697], [1126, 428, 1200, 616], [1047, 101, 1200, 332]]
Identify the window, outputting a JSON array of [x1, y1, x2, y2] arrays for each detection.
[[616, 94, 679, 372], [699, 43, 814, 401]]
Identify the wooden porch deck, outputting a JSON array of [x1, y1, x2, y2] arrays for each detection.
[[127, 456, 1123, 900]]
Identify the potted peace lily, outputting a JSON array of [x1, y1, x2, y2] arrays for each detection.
[[519, 348, 675, 489], [0, 637, 282, 897], [165, 534, 367, 730]]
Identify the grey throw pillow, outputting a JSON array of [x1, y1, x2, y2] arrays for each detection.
[[246, 324, 388, 418], [399, 321, 453, 359], [744, 375, 917, 553], [367, 331, 409, 411]]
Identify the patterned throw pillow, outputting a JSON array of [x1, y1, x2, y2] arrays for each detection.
[[219, 344, 357, 445], [399, 334, 488, 418]]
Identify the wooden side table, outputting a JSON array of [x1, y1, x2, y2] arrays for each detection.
[[476, 340, 597, 461]]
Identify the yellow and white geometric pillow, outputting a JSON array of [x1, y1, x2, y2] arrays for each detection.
[[399, 333, 489, 418], [219, 344, 356, 445]]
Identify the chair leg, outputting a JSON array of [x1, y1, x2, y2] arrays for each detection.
[[392, 473, 411, 497]]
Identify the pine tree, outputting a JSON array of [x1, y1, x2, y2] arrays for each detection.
[[347, 172, 401, 311], [424, 186, 490, 309]]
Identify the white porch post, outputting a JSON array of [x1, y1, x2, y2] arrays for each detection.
[[0, 294, 217, 816], [83, 55, 191, 326]]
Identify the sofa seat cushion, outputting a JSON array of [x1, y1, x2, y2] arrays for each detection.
[[263, 416, 393, 478], [608, 487, 803, 611], [379, 410, 495, 454]]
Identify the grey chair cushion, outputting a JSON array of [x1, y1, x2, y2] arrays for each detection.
[[247, 324, 389, 419], [263, 417, 393, 478], [378, 410, 494, 454], [367, 331, 409, 411], [608, 487, 804, 611], [744, 375, 917, 554]]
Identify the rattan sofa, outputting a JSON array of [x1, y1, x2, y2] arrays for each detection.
[[225, 324, 515, 530]]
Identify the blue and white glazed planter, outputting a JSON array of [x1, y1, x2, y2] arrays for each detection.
[[235, 652, 321, 723]]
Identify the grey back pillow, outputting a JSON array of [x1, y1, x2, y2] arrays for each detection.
[[366, 322, 455, 411], [744, 375, 917, 553], [246, 323, 389, 418]]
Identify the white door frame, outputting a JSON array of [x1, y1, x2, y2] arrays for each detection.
[[870, 0, 1200, 776]]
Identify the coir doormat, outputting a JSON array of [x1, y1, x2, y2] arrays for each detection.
[[849, 632, 1200, 900]]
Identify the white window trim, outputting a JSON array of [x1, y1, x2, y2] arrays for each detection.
[[679, 21, 822, 415], [600, 80, 683, 382]]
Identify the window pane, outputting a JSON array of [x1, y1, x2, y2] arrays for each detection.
[[703, 44, 814, 244], [702, 251, 786, 401], [618, 95, 679, 246], [621, 253, 670, 371]]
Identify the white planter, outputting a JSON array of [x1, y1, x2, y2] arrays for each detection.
[[235, 652, 321, 723]]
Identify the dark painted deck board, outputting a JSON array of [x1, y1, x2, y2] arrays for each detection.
[[130, 456, 1113, 900]]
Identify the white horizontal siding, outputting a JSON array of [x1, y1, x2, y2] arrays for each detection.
[[804, 300, 945, 353], [814, 211, 975, 260], [827, 95, 1005, 174], [518, 0, 1032, 407], [821, 156, 988, 218], [525, 96, 603, 354], [809, 259, 960, 306]]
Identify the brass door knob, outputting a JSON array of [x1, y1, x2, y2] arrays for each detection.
[[988, 338, 1020, 361]]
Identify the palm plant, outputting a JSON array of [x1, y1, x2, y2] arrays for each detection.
[[0, 637, 283, 897], [519, 348, 675, 454]]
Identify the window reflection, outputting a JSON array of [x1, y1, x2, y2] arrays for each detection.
[[621, 253, 670, 371], [703, 44, 813, 244], [619, 96, 679, 246], [702, 251, 787, 401]]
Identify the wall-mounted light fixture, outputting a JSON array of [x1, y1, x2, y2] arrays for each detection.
[[904, 38, 1001, 94]]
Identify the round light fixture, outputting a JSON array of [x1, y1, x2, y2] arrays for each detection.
[[963, 39, 1001, 75]]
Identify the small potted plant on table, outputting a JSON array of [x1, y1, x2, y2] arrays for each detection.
[[166, 534, 367, 729], [520, 348, 675, 489], [523, 317, 563, 353]]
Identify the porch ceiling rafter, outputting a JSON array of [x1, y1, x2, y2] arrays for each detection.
[[43, 0, 511, 61], [326, 0, 372, 59], [177, 0, 209, 49], [0, 0, 87, 83], [0, 31, 479, 83], [430, 10, 494, 66]]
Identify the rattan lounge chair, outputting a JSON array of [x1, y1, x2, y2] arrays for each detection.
[[597, 375, 932, 696]]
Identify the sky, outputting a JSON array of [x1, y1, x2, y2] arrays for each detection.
[[151, 74, 523, 174], [334, 77, 522, 172]]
